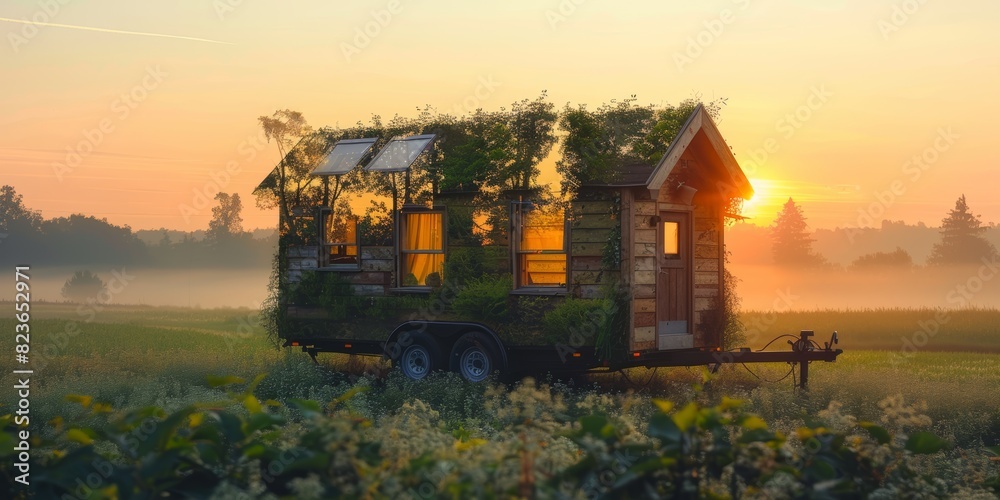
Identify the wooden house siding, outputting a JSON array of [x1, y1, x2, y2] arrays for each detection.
[[569, 200, 618, 299], [629, 190, 658, 351], [692, 203, 723, 347]]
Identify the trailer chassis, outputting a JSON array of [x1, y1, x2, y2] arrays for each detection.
[[286, 329, 841, 390]]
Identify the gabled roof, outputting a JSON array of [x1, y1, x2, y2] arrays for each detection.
[[253, 131, 337, 194], [645, 104, 754, 199]]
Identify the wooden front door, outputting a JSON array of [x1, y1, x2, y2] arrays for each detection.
[[656, 211, 694, 350]]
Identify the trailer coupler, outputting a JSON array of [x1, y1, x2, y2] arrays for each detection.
[[634, 330, 843, 390]]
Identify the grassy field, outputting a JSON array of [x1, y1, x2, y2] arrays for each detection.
[[2, 302, 998, 496], [2, 302, 998, 440], [742, 307, 1000, 353]]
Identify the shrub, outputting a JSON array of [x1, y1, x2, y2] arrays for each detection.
[[542, 298, 603, 344], [451, 274, 512, 322], [60, 270, 106, 302], [851, 247, 914, 270], [443, 246, 484, 286], [5, 376, 973, 499]]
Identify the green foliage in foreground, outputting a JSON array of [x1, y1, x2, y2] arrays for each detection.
[[4, 374, 997, 499]]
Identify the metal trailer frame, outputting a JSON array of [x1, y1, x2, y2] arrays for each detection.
[[286, 326, 841, 390]]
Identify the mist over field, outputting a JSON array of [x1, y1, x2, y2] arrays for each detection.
[[20, 216, 1000, 311], [25, 266, 271, 309], [24, 261, 1000, 312], [730, 264, 1000, 311]]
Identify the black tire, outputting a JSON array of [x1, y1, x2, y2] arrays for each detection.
[[391, 331, 444, 381], [450, 332, 503, 382]]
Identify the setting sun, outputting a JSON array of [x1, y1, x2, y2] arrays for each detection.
[[737, 178, 776, 224]]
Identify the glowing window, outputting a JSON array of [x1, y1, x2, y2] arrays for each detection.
[[515, 205, 567, 288], [322, 210, 359, 267], [400, 212, 445, 287], [663, 221, 679, 258]]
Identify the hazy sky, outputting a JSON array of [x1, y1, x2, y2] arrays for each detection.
[[2, 0, 998, 231]]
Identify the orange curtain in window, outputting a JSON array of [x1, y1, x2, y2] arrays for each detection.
[[520, 209, 566, 286], [403, 213, 443, 285]]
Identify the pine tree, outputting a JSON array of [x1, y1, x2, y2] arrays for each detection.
[[927, 195, 998, 266], [770, 198, 826, 267]]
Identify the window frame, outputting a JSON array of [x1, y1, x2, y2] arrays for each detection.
[[395, 208, 447, 290], [510, 201, 570, 294], [317, 207, 361, 271]]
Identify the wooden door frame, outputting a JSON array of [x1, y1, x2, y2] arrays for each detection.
[[656, 209, 695, 336]]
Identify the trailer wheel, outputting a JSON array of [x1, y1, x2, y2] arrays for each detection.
[[394, 332, 443, 381], [451, 332, 501, 382]]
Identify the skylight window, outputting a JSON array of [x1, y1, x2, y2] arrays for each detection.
[[311, 137, 378, 176], [365, 134, 435, 173]]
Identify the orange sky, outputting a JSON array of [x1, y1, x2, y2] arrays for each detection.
[[2, 0, 998, 231]]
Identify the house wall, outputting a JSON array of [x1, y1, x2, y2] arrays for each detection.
[[286, 245, 393, 296], [629, 189, 658, 351], [569, 199, 619, 299], [286, 246, 317, 284], [691, 202, 724, 348], [625, 150, 727, 352]]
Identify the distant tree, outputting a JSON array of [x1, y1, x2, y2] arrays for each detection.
[[0, 185, 44, 260], [928, 195, 999, 266], [159, 231, 172, 247], [207, 193, 244, 243], [42, 214, 147, 265], [850, 247, 913, 270], [61, 270, 106, 302], [771, 198, 826, 267], [0, 185, 42, 234]]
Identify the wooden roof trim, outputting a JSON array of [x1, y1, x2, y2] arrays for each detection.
[[644, 104, 754, 200], [699, 108, 754, 199], [645, 106, 701, 196]]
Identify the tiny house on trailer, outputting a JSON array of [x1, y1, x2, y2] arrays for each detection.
[[257, 104, 841, 384]]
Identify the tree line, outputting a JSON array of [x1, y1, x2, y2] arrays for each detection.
[[0, 185, 272, 268], [769, 195, 999, 270]]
